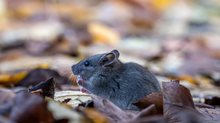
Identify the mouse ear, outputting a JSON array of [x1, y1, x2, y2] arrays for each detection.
[[99, 50, 119, 67], [110, 50, 120, 58]]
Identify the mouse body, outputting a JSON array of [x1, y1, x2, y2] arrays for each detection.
[[72, 50, 161, 110]]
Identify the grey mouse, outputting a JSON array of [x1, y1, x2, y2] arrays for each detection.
[[71, 50, 161, 110]]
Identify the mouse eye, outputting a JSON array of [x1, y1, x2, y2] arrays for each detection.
[[84, 61, 90, 67]]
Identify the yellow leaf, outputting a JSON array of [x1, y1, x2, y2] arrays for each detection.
[[151, 0, 176, 11], [83, 108, 109, 123], [168, 75, 198, 85], [0, 71, 28, 84], [35, 63, 50, 69], [88, 22, 120, 46], [179, 75, 197, 84]]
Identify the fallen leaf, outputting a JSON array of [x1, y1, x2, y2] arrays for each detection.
[[47, 99, 86, 123], [55, 91, 92, 108], [17, 68, 70, 88], [0, 71, 27, 85], [29, 77, 55, 99], [132, 104, 160, 120], [133, 92, 163, 114], [88, 22, 120, 46], [79, 107, 109, 123], [91, 95, 135, 123], [0, 55, 77, 78], [162, 80, 202, 123], [10, 92, 54, 123]]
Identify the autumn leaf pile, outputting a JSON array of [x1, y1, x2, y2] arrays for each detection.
[[1, 77, 220, 123], [1, 0, 220, 123]]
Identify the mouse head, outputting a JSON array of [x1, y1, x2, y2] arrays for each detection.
[[71, 50, 121, 87]]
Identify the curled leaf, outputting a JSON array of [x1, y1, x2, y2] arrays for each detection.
[[133, 92, 163, 114], [29, 77, 55, 99], [162, 80, 201, 123]]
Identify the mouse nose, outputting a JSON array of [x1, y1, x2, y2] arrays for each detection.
[[71, 65, 78, 75]]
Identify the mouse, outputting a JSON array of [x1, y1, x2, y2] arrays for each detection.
[[71, 50, 161, 110]]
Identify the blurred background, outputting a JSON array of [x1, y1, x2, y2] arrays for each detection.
[[0, 0, 220, 105]]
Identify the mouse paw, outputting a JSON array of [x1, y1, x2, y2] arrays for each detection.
[[79, 86, 89, 94]]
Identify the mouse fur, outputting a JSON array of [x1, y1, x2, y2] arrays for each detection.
[[72, 50, 161, 110]]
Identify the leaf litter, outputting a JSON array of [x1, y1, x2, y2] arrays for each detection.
[[1, 0, 220, 123]]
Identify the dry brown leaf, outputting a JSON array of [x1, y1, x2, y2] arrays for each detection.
[[91, 95, 135, 123], [18, 68, 70, 88], [29, 78, 55, 99], [162, 80, 202, 123], [80, 108, 109, 123], [132, 104, 160, 120], [133, 92, 163, 114], [10, 92, 54, 123]]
